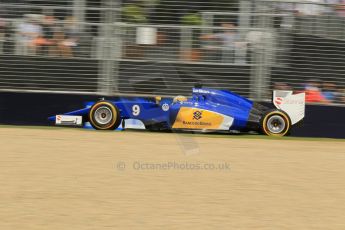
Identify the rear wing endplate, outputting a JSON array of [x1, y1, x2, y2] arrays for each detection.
[[273, 91, 305, 125]]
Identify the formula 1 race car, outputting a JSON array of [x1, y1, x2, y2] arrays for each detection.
[[49, 87, 305, 136]]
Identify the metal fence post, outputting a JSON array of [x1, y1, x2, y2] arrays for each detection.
[[73, 0, 85, 30], [249, 1, 274, 101], [97, 0, 121, 95]]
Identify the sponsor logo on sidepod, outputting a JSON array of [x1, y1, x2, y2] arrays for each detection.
[[193, 111, 202, 120]]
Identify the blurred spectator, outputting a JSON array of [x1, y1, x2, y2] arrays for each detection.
[[295, 0, 327, 16], [274, 2, 296, 13], [273, 2, 296, 28], [339, 89, 345, 103], [200, 23, 244, 63], [42, 16, 57, 54], [304, 81, 329, 103], [322, 0, 339, 14], [17, 15, 42, 54], [59, 16, 79, 57], [335, 0, 345, 17], [271, 83, 293, 101], [322, 82, 337, 102], [33, 15, 56, 55], [273, 82, 292, 91], [0, 18, 6, 53]]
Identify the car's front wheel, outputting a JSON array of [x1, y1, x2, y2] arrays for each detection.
[[261, 110, 291, 136], [89, 101, 121, 130]]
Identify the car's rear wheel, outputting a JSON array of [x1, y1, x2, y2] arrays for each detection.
[[89, 101, 121, 130], [261, 110, 291, 136]]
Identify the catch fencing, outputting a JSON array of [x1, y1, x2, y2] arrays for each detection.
[[0, 0, 344, 104]]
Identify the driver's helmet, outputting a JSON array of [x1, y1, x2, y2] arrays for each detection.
[[173, 95, 188, 103]]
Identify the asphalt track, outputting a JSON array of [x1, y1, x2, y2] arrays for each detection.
[[0, 126, 345, 229]]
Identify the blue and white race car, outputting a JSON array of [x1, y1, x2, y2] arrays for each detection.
[[49, 87, 305, 136]]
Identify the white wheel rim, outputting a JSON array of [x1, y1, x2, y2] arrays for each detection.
[[267, 115, 286, 134], [94, 106, 113, 125]]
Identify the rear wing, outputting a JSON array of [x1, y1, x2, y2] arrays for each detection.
[[273, 91, 305, 125]]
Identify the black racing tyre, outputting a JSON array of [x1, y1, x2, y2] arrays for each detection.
[[260, 110, 291, 137], [89, 101, 121, 130]]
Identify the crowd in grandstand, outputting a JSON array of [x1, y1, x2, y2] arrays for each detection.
[[0, 1, 344, 104], [274, 0, 345, 16], [0, 1, 345, 58], [274, 81, 345, 104], [16, 14, 79, 57]]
